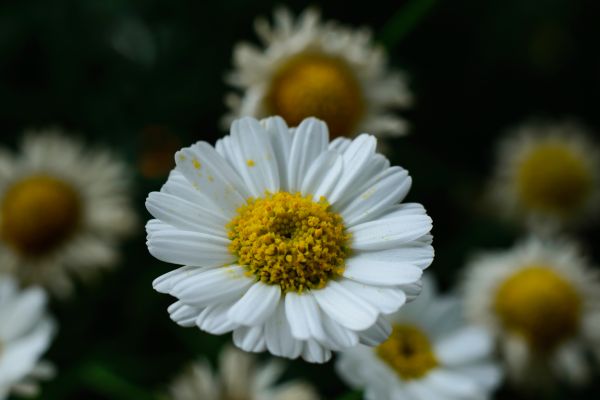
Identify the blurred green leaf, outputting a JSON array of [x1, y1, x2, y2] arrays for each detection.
[[79, 363, 159, 400], [378, 0, 438, 48], [336, 390, 363, 400]]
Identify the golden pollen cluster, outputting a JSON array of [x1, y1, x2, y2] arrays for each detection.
[[494, 265, 582, 350], [227, 192, 350, 293], [266, 53, 365, 138], [1, 175, 82, 256], [516, 142, 593, 216], [377, 324, 438, 380]]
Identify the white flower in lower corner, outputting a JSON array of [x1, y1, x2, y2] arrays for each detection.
[[224, 8, 412, 140], [336, 275, 501, 400], [146, 116, 434, 362], [0, 276, 56, 399], [170, 346, 318, 400], [0, 130, 137, 297], [463, 237, 600, 389], [490, 120, 600, 232]]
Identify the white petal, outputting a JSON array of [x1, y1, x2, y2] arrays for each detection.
[[146, 192, 228, 236], [287, 118, 328, 191], [328, 134, 377, 204], [147, 226, 234, 267], [175, 141, 249, 217], [301, 339, 331, 363], [261, 116, 292, 191], [196, 302, 240, 335], [358, 317, 392, 346], [404, 380, 445, 400], [454, 362, 502, 390], [312, 281, 378, 331], [354, 242, 434, 270], [228, 282, 281, 326], [0, 278, 18, 303], [340, 280, 407, 314], [378, 203, 428, 219], [167, 301, 199, 327], [284, 292, 326, 341], [0, 287, 46, 342], [152, 265, 197, 294], [329, 137, 351, 153], [333, 154, 390, 207], [160, 170, 212, 207], [170, 265, 253, 308], [435, 327, 494, 366], [0, 318, 54, 385], [349, 214, 433, 251], [233, 325, 266, 353], [343, 256, 423, 286], [400, 281, 424, 302], [321, 312, 359, 350], [340, 167, 412, 226], [424, 369, 482, 398], [265, 300, 303, 359], [300, 150, 343, 200], [228, 117, 280, 196]]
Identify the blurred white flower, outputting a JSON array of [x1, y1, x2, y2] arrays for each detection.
[[336, 275, 501, 400], [0, 276, 56, 399], [463, 237, 600, 388], [490, 120, 600, 232], [170, 345, 318, 400], [0, 130, 137, 297], [224, 8, 412, 140], [146, 116, 433, 363]]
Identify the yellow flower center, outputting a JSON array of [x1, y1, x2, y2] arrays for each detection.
[[227, 192, 350, 293], [1, 175, 82, 256], [494, 266, 582, 350], [266, 53, 365, 138], [376, 324, 438, 380], [516, 142, 593, 216]]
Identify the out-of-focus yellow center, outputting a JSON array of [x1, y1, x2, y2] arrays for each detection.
[[494, 266, 581, 350], [266, 53, 365, 138], [516, 143, 593, 216], [227, 192, 349, 293], [1, 175, 82, 256], [377, 324, 438, 380]]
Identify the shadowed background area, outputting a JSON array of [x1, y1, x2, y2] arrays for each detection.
[[1, 0, 600, 398]]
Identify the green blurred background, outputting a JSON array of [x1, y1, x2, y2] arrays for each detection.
[[1, 0, 600, 398]]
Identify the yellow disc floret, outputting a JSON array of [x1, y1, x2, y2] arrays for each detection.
[[516, 142, 593, 216], [377, 324, 438, 380], [227, 192, 350, 293], [266, 53, 365, 138], [1, 175, 82, 256], [494, 265, 582, 350]]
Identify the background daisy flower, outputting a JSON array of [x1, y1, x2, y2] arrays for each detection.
[[0, 276, 56, 399], [0, 130, 137, 297], [336, 275, 501, 400], [489, 120, 600, 232], [169, 345, 318, 400], [463, 237, 600, 388], [146, 116, 433, 363], [224, 8, 412, 140]]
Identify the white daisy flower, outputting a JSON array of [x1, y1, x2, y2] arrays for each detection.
[[0, 276, 56, 399], [146, 116, 433, 363], [490, 120, 600, 231], [463, 237, 600, 388], [336, 275, 501, 400], [0, 130, 137, 297], [169, 345, 318, 400], [224, 8, 412, 140]]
